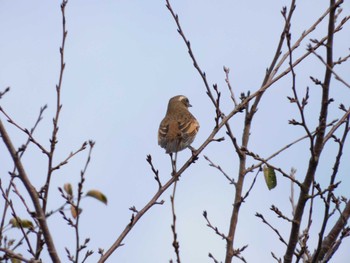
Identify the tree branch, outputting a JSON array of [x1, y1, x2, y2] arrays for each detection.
[[283, 1, 337, 262], [0, 119, 60, 262]]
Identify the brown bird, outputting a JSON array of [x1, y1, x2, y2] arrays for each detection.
[[158, 95, 200, 154]]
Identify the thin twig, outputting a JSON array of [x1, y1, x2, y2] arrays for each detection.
[[208, 253, 220, 263], [0, 181, 35, 255], [0, 105, 47, 247], [146, 155, 162, 189], [170, 181, 181, 263], [323, 107, 350, 143], [1, 103, 48, 249], [289, 168, 297, 216], [334, 51, 350, 65], [284, 12, 314, 149], [232, 245, 248, 263], [74, 141, 95, 263], [270, 205, 294, 223], [256, 213, 289, 247], [51, 141, 88, 171], [42, 0, 69, 214], [310, 48, 350, 89], [271, 251, 282, 263], [203, 210, 227, 241], [204, 155, 236, 185], [0, 86, 10, 99], [241, 169, 259, 202], [0, 107, 49, 156], [268, 0, 344, 87], [223, 66, 238, 106], [165, 0, 216, 107]]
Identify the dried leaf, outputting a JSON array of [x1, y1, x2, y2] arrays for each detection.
[[70, 205, 82, 219], [86, 189, 108, 205], [64, 183, 73, 196]]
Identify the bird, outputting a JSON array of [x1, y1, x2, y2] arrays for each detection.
[[158, 95, 200, 154]]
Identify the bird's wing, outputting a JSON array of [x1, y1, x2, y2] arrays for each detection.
[[179, 117, 199, 138]]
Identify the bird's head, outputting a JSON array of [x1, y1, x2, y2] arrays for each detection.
[[167, 95, 192, 113]]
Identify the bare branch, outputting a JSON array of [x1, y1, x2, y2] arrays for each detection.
[[0, 86, 10, 99], [0, 105, 47, 251], [284, 14, 314, 148], [0, 119, 60, 262], [0, 181, 35, 255], [0, 107, 49, 156], [204, 155, 236, 185], [310, 48, 350, 89], [51, 141, 88, 171], [42, 0, 69, 215], [284, 1, 338, 262], [223, 66, 238, 106], [268, 0, 345, 86], [256, 213, 289, 247], [271, 205, 294, 223], [312, 109, 350, 262], [203, 210, 228, 241], [323, 107, 350, 144], [208, 252, 220, 263], [271, 251, 282, 263], [334, 50, 350, 65], [74, 141, 95, 263], [289, 168, 297, 216], [241, 169, 259, 202], [165, 0, 216, 107], [146, 155, 162, 189], [232, 245, 248, 263], [170, 182, 181, 263], [223, 2, 297, 261]]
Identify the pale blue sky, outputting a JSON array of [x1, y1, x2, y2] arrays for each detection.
[[0, 1, 350, 262]]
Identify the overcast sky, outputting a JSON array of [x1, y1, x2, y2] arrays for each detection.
[[0, 1, 350, 262]]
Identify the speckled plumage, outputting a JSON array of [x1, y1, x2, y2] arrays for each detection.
[[158, 95, 199, 153]]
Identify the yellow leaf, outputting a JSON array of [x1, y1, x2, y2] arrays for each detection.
[[21, 219, 34, 229], [9, 218, 20, 228], [9, 217, 33, 229], [11, 256, 22, 263], [86, 190, 108, 205]]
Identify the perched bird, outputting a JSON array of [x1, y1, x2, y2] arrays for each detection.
[[158, 95, 200, 154]]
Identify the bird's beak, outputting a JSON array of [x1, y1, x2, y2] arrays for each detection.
[[188, 103, 192, 107]]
